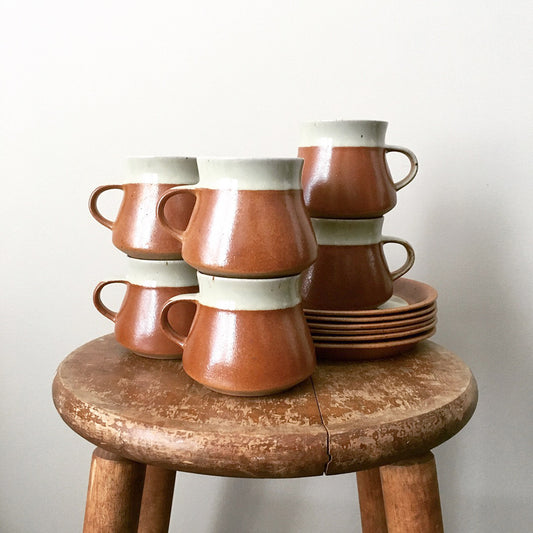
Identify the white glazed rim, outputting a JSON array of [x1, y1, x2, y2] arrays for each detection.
[[193, 272, 303, 310], [126, 258, 199, 287], [124, 156, 199, 185], [311, 217, 384, 245], [300, 120, 389, 148], [196, 157, 304, 191]]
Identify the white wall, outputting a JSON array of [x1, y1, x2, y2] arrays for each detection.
[[1, 1, 532, 531]]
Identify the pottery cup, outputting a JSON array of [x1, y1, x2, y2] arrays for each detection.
[[89, 157, 198, 259], [160, 273, 316, 396], [298, 120, 418, 218], [156, 157, 317, 278], [301, 218, 415, 310], [93, 258, 198, 359]]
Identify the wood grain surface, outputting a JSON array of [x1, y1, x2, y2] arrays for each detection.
[[313, 341, 478, 474], [83, 448, 145, 532], [381, 452, 444, 533], [53, 335, 477, 478]]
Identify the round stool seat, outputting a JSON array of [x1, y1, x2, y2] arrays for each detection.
[[53, 334, 477, 478]]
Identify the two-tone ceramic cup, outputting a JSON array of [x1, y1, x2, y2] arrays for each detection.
[[89, 157, 198, 259], [93, 258, 198, 359], [298, 120, 418, 218], [160, 273, 316, 396], [301, 218, 415, 310], [156, 158, 317, 278]]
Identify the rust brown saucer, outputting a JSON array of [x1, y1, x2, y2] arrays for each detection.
[[306, 307, 437, 329], [308, 314, 437, 336], [304, 278, 437, 318], [313, 327, 437, 361], [310, 320, 436, 343]]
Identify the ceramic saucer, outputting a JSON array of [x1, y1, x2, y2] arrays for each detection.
[[308, 313, 437, 335], [310, 320, 436, 343], [313, 327, 437, 361], [304, 278, 437, 317], [306, 307, 437, 329]]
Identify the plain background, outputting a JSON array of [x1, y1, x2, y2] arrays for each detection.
[[1, 1, 532, 531]]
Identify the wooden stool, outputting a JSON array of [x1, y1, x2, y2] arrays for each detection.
[[53, 335, 477, 532]]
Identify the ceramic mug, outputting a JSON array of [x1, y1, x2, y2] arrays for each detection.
[[89, 157, 198, 259], [156, 158, 317, 278], [160, 273, 316, 396], [301, 218, 415, 310], [93, 258, 198, 359], [298, 120, 418, 218]]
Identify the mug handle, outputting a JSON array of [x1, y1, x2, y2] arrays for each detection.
[[384, 146, 418, 191], [88, 185, 124, 229], [160, 293, 199, 348], [156, 186, 198, 242], [382, 237, 415, 280], [93, 280, 129, 322]]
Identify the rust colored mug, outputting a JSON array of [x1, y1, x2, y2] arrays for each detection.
[[89, 157, 198, 259], [301, 218, 415, 310], [298, 120, 418, 218], [93, 258, 198, 359], [156, 157, 317, 278], [160, 273, 316, 396]]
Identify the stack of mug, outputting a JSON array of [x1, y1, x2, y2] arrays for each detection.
[[297, 120, 438, 359], [89, 157, 200, 360], [152, 158, 317, 396], [87, 121, 439, 395]]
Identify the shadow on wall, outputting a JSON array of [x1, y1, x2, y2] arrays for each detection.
[[415, 141, 533, 532]]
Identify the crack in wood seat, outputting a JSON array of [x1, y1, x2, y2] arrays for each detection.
[[53, 334, 477, 478]]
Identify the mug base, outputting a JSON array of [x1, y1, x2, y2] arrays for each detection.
[[131, 350, 182, 360], [184, 264, 311, 279], [199, 379, 307, 397], [124, 251, 184, 260]]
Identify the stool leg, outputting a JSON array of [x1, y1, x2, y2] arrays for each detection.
[[356, 468, 388, 533], [380, 452, 443, 533], [138, 466, 176, 533], [83, 447, 146, 533]]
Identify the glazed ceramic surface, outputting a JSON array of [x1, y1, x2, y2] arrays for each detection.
[[307, 312, 437, 333], [301, 218, 415, 310], [160, 273, 316, 396], [299, 120, 418, 218], [89, 157, 198, 259], [304, 278, 436, 317], [311, 320, 436, 342], [157, 158, 317, 278], [93, 258, 198, 359], [304, 303, 436, 324], [314, 327, 437, 361]]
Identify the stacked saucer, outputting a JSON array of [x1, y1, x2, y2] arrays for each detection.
[[303, 278, 437, 360]]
